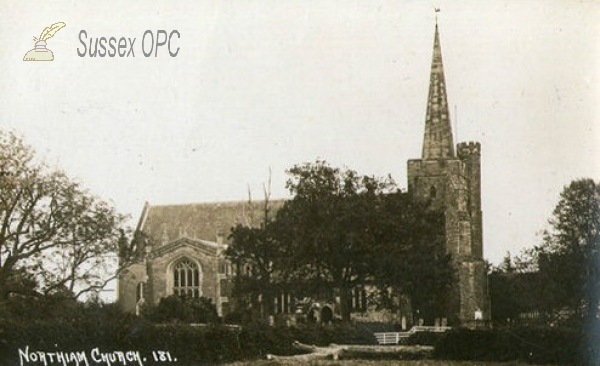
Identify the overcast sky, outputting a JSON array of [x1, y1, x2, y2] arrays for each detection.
[[1, 0, 598, 266]]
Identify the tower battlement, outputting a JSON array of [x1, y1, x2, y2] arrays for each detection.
[[457, 141, 481, 157]]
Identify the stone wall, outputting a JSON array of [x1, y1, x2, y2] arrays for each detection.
[[118, 262, 147, 313], [457, 260, 490, 328]]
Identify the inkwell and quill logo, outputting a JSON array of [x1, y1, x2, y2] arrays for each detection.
[[23, 22, 66, 61]]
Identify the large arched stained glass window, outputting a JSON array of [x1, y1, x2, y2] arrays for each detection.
[[173, 259, 201, 298]]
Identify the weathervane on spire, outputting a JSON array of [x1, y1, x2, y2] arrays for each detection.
[[435, 7, 441, 24]]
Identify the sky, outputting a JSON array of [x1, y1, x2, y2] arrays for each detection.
[[0, 0, 599, 268]]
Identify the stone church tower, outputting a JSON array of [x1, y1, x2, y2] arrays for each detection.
[[407, 23, 490, 327]]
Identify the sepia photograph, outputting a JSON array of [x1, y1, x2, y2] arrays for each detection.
[[0, 1, 598, 365]]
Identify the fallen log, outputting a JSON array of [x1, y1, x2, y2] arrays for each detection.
[[266, 341, 434, 361]]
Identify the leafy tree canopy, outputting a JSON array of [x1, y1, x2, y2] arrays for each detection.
[[532, 178, 600, 321], [227, 160, 453, 323], [0, 129, 132, 300]]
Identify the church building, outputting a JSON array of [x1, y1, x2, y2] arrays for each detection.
[[118, 21, 490, 327], [117, 200, 283, 317], [407, 23, 490, 327]]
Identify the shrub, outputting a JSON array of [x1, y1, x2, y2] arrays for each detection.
[[433, 326, 586, 365], [0, 300, 138, 365], [406, 331, 447, 346], [142, 295, 219, 324]]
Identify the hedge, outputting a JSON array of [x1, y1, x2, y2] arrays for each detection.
[[434, 326, 598, 365], [2, 309, 598, 366], [0, 317, 378, 365]]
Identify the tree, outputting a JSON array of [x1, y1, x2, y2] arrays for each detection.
[[275, 160, 453, 323], [271, 161, 395, 322], [369, 190, 453, 324], [227, 160, 454, 324], [227, 223, 281, 319], [0, 130, 132, 300], [533, 178, 600, 321], [226, 170, 281, 320], [489, 253, 536, 326]]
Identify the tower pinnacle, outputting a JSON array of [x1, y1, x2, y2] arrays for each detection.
[[422, 23, 455, 160]]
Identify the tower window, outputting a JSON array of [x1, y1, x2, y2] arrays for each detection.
[[430, 185, 437, 198], [136, 282, 144, 303], [173, 258, 202, 298]]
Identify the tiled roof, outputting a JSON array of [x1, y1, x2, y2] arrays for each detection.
[[138, 199, 285, 246]]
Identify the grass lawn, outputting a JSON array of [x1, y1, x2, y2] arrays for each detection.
[[223, 360, 554, 366]]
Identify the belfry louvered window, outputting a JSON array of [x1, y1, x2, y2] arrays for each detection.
[[173, 259, 201, 298]]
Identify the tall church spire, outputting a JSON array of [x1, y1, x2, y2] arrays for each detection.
[[422, 22, 455, 160]]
